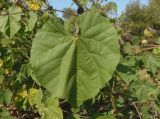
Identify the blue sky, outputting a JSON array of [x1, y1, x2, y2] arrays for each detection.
[[50, 0, 148, 16]]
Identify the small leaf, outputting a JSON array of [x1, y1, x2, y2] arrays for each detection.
[[0, 89, 12, 105], [0, 5, 21, 38], [129, 79, 158, 102], [0, 109, 15, 119], [38, 96, 63, 119], [28, 88, 43, 106], [117, 56, 139, 84], [143, 55, 160, 74], [153, 47, 160, 55], [144, 29, 153, 37], [26, 11, 37, 31], [6, 6, 21, 38]]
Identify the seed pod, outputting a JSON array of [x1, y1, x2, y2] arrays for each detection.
[[15, 0, 28, 10], [77, 6, 84, 14]]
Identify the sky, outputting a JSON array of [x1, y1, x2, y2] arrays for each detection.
[[50, 0, 148, 16]]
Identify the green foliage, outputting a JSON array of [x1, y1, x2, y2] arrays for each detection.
[[31, 10, 120, 107], [129, 79, 158, 102], [147, 0, 160, 29], [0, 89, 12, 105], [117, 56, 140, 84], [122, 0, 147, 35], [0, 0, 160, 119], [0, 109, 15, 119], [38, 96, 63, 119], [25, 11, 38, 31], [143, 55, 160, 74]]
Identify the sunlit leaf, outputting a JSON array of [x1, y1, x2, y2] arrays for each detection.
[[31, 11, 120, 107], [28, 88, 43, 106]]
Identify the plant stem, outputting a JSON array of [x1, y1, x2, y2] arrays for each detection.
[[132, 102, 142, 119]]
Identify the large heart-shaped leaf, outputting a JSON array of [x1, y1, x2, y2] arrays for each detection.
[[31, 11, 120, 107]]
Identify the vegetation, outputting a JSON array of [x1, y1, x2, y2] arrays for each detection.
[[0, 0, 160, 119]]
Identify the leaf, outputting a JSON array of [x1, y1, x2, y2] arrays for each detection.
[[31, 11, 120, 107], [0, 89, 12, 105], [91, 114, 115, 119], [0, 5, 21, 38], [0, 109, 15, 119], [144, 29, 153, 37], [28, 88, 43, 106], [129, 79, 158, 102], [143, 55, 160, 74], [15, 89, 28, 110], [153, 47, 160, 55], [116, 56, 139, 84], [26, 11, 37, 31], [7, 6, 21, 38], [38, 96, 63, 119], [0, 14, 8, 33]]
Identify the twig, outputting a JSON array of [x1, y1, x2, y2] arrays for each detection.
[[0, 8, 78, 16], [114, 101, 139, 116], [5, 47, 27, 50], [114, 71, 126, 84], [132, 102, 142, 119], [143, 44, 160, 47], [0, 9, 38, 16], [142, 46, 159, 51], [108, 81, 117, 113], [52, 8, 78, 16]]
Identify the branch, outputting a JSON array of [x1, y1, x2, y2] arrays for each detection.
[[0, 9, 38, 16], [0, 8, 78, 16], [108, 82, 117, 113], [52, 8, 78, 16], [132, 102, 142, 119]]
